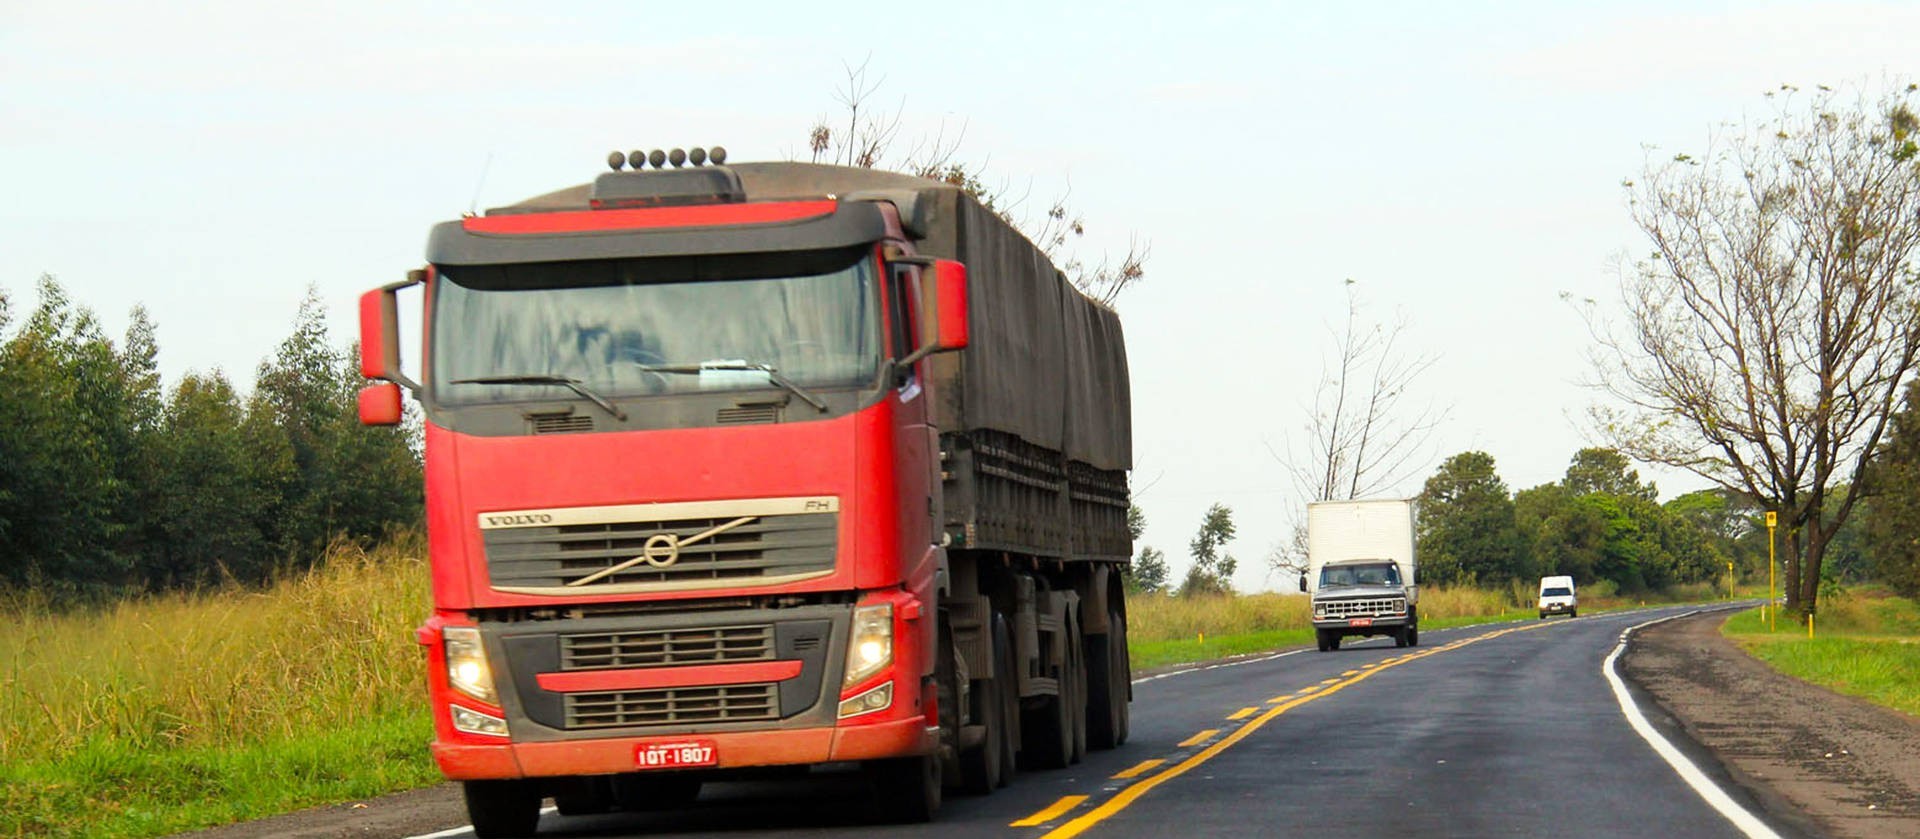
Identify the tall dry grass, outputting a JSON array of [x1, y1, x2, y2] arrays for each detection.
[[0, 533, 431, 767]]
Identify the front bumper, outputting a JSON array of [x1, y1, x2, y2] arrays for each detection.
[[1540, 602, 1574, 615], [1311, 614, 1411, 632], [433, 714, 938, 779]]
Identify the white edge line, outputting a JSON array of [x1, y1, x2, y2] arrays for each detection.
[[403, 805, 558, 839], [1604, 610, 1782, 839]]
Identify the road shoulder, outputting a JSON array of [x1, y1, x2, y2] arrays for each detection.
[[1621, 610, 1920, 839]]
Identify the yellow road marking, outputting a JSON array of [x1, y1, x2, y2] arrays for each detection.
[[1040, 622, 1555, 838], [1341, 670, 1360, 676], [1177, 729, 1219, 747], [1011, 795, 1088, 827], [1228, 706, 1258, 720], [1112, 759, 1164, 779], [1319, 677, 1339, 685]]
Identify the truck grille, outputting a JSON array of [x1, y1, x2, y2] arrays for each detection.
[[1319, 597, 1407, 618], [560, 625, 774, 670], [564, 684, 779, 729], [481, 503, 837, 593]]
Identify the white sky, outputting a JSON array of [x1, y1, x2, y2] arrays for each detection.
[[4, 1, 1915, 591]]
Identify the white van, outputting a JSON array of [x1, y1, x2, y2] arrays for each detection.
[[1538, 575, 1577, 619]]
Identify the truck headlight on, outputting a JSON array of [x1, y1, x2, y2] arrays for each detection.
[[843, 604, 894, 687], [443, 626, 498, 704]]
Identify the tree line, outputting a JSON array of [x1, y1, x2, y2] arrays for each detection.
[[0, 276, 422, 604]]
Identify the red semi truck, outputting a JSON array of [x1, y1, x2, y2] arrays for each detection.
[[357, 151, 1134, 837]]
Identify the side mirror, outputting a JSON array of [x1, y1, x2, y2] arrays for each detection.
[[359, 271, 423, 390], [1298, 573, 1308, 593], [928, 258, 969, 352], [359, 382, 403, 426]]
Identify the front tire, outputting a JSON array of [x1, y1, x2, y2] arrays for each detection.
[[463, 780, 541, 839], [869, 754, 941, 823]]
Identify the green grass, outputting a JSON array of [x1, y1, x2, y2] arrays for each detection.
[[1722, 590, 1920, 719], [0, 535, 440, 838]]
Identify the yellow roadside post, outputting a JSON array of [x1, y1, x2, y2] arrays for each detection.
[[1766, 511, 1778, 632], [1726, 561, 1734, 600]]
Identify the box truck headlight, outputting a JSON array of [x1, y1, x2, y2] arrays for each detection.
[[843, 604, 894, 687], [443, 626, 497, 704]]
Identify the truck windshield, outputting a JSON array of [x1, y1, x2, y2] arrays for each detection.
[[430, 247, 882, 405], [1321, 564, 1401, 587]]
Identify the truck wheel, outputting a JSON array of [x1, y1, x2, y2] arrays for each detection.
[[1393, 626, 1410, 648], [1315, 629, 1331, 652], [1085, 602, 1130, 749], [1570, 609, 1577, 618], [1326, 632, 1341, 651], [463, 780, 541, 839], [994, 613, 1019, 786], [958, 616, 1009, 794], [868, 754, 941, 823], [1407, 611, 1419, 647], [1067, 613, 1087, 764], [1021, 627, 1076, 770]]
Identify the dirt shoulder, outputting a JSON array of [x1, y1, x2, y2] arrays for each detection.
[[1621, 610, 1920, 839]]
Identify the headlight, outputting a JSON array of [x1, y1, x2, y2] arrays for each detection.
[[843, 604, 893, 687], [443, 626, 497, 704], [1313, 603, 1326, 619]]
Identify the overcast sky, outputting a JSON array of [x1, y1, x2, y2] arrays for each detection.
[[4, 1, 1916, 591]]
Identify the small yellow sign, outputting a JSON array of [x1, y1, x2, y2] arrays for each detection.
[[1765, 511, 1778, 528]]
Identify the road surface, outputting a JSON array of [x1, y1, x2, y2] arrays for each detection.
[[407, 604, 1800, 839]]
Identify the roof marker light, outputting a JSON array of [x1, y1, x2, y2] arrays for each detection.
[[648, 149, 667, 169], [688, 147, 707, 166], [606, 151, 627, 171], [668, 148, 687, 167], [709, 146, 728, 165]]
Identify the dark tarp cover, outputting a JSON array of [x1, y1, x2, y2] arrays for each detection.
[[496, 162, 1132, 472]]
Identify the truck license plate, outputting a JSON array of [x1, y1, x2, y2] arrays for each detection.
[[635, 740, 716, 770], [1348, 618, 1373, 627]]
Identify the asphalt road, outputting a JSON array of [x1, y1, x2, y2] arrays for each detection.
[[412, 604, 1801, 839]]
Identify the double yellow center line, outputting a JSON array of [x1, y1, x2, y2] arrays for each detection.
[[1015, 622, 1556, 837]]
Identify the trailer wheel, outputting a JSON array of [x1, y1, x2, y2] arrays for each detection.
[[868, 754, 941, 823], [958, 615, 1009, 794], [1021, 626, 1076, 770], [1066, 611, 1087, 764], [993, 613, 1019, 786], [463, 780, 541, 839], [1085, 602, 1130, 749]]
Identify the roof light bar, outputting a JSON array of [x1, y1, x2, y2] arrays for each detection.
[[603, 146, 731, 170]]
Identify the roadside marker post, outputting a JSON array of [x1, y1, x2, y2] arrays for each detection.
[[1765, 511, 1778, 632]]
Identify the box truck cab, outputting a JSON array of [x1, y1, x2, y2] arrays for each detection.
[[1538, 576, 1577, 618]]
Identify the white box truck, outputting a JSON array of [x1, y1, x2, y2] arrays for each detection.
[[1300, 499, 1419, 651]]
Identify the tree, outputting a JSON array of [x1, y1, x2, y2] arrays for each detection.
[[806, 60, 1148, 306], [1416, 451, 1523, 587], [1180, 503, 1237, 596], [1864, 382, 1920, 596], [1562, 448, 1656, 501], [1585, 83, 1920, 617], [1268, 280, 1446, 580], [1128, 546, 1170, 595]]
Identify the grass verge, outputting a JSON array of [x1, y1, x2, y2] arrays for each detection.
[[1721, 589, 1920, 719], [0, 535, 438, 839]]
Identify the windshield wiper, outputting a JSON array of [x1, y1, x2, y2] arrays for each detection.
[[450, 374, 628, 421], [636, 362, 828, 413]]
